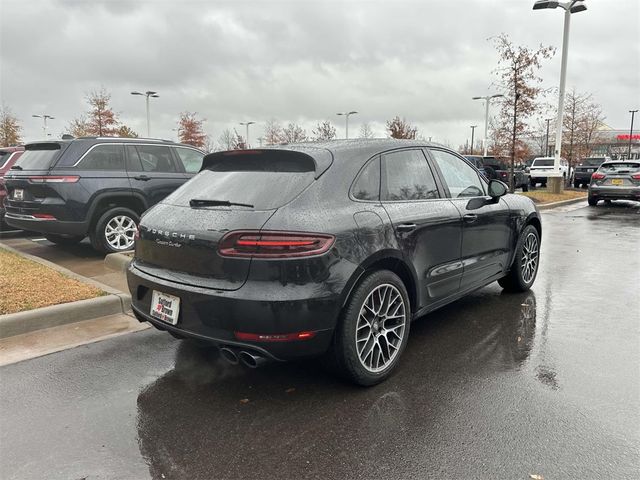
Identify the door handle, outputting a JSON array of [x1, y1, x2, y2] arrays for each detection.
[[463, 214, 478, 223], [396, 223, 417, 232], [133, 175, 151, 181]]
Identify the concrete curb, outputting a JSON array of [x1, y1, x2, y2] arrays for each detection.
[[0, 243, 132, 339], [537, 196, 588, 210], [104, 251, 133, 272]]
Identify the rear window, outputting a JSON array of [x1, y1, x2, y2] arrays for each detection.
[[164, 152, 316, 210], [581, 158, 605, 166], [0, 151, 15, 169], [532, 159, 554, 167], [14, 143, 62, 170], [600, 163, 640, 173]]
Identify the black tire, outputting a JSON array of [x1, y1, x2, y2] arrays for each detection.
[[44, 234, 85, 246], [573, 181, 580, 189], [90, 207, 139, 254], [529, 178, 536, 188], [542, 182, 547, 188], [498, 224, 540, 293], [521, 183, 529, 192], [587, 196, 598, 206], [330, 270, 411, 386]]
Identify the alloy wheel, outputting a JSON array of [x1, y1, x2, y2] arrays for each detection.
[[521, 232, 539, 284], [104, 215, 137, 250], [355, 284, 407, 373]]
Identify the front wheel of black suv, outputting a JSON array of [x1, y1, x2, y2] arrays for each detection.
[[90, 207, 139, 254], [330, 270, 411, 386], [587, 196, 598, 206], [498, 224, 540, 292], [44, 234, 85, 246]]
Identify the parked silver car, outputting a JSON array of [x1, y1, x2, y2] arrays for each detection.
[[588, 161, 640, 206]]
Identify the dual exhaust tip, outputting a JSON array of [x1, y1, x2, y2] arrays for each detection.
[[220, 347, 267, 368]]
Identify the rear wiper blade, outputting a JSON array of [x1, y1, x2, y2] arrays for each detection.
[[10, 165, 23, 170], [189, 198, 254, 208]]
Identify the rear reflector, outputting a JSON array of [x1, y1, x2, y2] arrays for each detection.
[[27, 176, 80, 183], [33, 213, 56, 220], [219, 230, 335, 258], [591, 172, 606, 180], [234, 331, 317, 342]]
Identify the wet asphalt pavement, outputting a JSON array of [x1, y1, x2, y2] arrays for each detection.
[[1, 201, 639, 480]]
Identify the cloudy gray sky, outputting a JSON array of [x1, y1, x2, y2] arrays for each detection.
[[1, 0, 639, 148]]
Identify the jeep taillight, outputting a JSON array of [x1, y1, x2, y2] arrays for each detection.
[[218, 231, 335, 258]]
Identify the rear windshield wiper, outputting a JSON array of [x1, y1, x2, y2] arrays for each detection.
[[10, 165, 22, 170], [189, 198, 254, 209]]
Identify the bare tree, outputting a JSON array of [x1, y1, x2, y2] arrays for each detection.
[[264, 118, 283, 145], [312, 120, 337, 141], [0, 106, 22, 146], [386, 116, 418, 139], [281, 122, 307, 143], [490, 34, 555, 191], [217, 128, 235, 150], [560, 89, 606, 166], [359, 122, 375, 139]]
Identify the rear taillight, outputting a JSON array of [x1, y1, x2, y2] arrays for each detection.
[[27, 176, 80, 183], [33, 213, 56, 220], [218, 230, 335, 258], [591, 172, 606, 180], [631, 173, 640, 180], [234, 331, 317, 342]]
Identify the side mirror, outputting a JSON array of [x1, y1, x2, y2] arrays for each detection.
[[488, 179, 508, 198]]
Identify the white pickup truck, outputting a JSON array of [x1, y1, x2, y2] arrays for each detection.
[[529, 157, 569, 187]]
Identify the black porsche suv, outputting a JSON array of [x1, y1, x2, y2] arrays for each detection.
[[3, 137, 204, 252], [127, 140, 542, 385]]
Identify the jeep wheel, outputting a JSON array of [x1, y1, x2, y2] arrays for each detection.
[[587, 196, 598, 206], [90, 207, 139, 253]]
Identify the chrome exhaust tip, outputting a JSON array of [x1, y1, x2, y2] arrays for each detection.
[[239, 350, 267, 369], [220, 347, 239, 365]]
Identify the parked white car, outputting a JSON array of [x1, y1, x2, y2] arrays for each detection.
[[529, 157, 569, 187]]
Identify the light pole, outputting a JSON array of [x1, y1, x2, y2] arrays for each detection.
[[628, 110, 638, 160], [545, 117, 554, 156], [32, 114, 54, 137], [533, 0, 587, 193], [470, 125, 477, 155], [472, 94, 503, 156], [131, 90, 159, 137], [239, 121, 256, 148], [336, 111, 358, 139]]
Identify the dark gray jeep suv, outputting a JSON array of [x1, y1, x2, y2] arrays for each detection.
[[127, 140, 541, 385], [4, 137, 204, 252]]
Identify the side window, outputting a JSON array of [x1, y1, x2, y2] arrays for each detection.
[[431, 149, 485, 198], [381, 150, 439, 201], [175, 147, 204, 174], [352, 157, 380, 201], [133, 145, 176, 173], [80, 144, 124, 170], [125, 145, 143, 171]]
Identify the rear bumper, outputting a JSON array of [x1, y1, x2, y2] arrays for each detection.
[[589, 185, 640, 200], [3, 213, 88, 236], [127, 262, 342, 361], [574, 172, 594, 182]]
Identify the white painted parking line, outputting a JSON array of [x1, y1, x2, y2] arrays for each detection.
[[31, 238, 48, 242]]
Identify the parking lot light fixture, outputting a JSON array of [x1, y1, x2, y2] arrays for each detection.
[[32, 114, 55, 138], [533, 0, 587, 193], [131, 90, 159, 137], [336, 111, 358, 139], [239, 121, 256, 148], [472, 94, 503, 156]]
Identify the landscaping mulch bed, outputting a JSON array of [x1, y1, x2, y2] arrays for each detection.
[[519, 188, 587, 205], [0, 249, 104, 315]]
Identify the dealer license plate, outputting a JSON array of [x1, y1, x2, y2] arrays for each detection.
[[13, 189, 24, 201], [150, 290, 180, 325], [611, 179, 624, 186]]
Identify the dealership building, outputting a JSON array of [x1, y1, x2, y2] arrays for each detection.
[[589, 128, 640, 160]]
